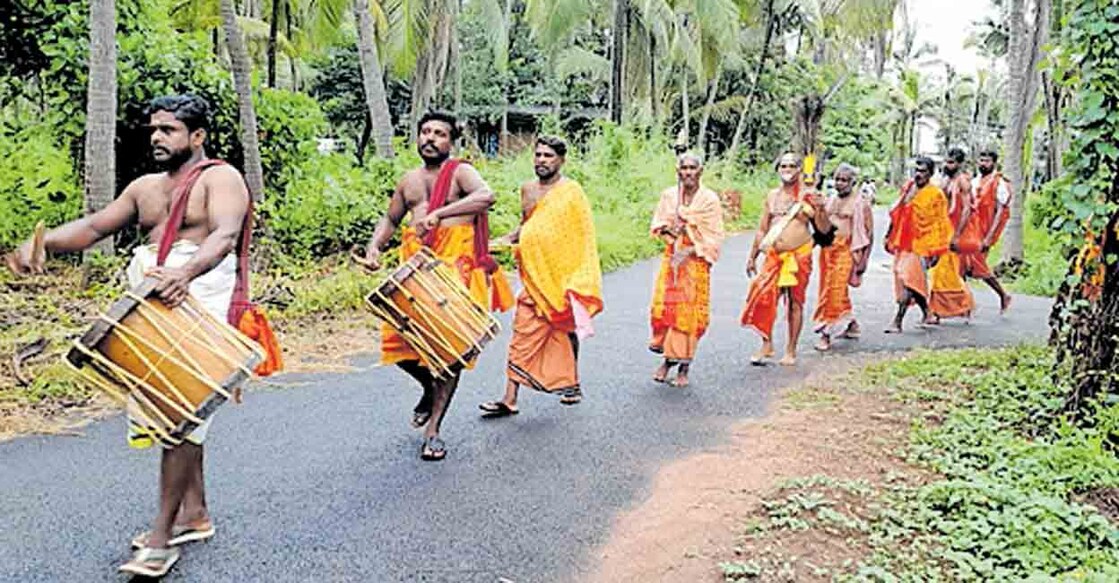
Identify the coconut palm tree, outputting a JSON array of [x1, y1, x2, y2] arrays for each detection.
[[84, 0, 117, 258], [220, 0, 267, 200], [354, 0, 396, 157]]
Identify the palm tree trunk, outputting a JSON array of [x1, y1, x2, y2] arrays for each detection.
[[220, 0, 266, 202], [354, 0, 396, 158], [84, 0, 117, 259], [696, 64, 720, 154], [267, 0, 281, 87], [648, 28, 657, 121], [729, 0, 776, 160], [610, 0, 628, 124], [1001, 0, 1050, 263], [680, 70, 690, 147]]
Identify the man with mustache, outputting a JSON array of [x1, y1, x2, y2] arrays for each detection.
[[961, 149, 1013, 313], [478, 136, 604, 417], [5, 94, 250, 577], [741, 152, 831, 366], [362, 111, 512, 460], [927, 147, 976, 322], [884, 157, 953, 333]]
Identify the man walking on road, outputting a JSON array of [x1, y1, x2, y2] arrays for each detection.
[[479, 136, 604, 417]]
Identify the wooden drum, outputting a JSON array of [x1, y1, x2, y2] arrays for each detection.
[[365, 248, 500, 380], [66, 278, 263, 446]]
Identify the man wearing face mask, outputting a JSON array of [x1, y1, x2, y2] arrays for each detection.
[[647, 153, 725, 387], [478, 136, 604, 418], [5, 94, 250, 578], [362, 111, 513, 461], [741, 152, 832, 367], [884, 157, 954, 333], [928, 148, 976, 322]]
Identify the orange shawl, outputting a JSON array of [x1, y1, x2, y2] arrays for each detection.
[[887, 182, 952, 258], [650, 185, 725, 263]]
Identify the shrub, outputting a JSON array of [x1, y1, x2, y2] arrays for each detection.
[[0, 122, 81, 248]]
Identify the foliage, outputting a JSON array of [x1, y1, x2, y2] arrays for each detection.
[[821, 76, 893, 179], [253, 87, 329, 194], [0, 123, 82, 249], [853, 347, 1119, 580], [1046, 0, 1119, 414]]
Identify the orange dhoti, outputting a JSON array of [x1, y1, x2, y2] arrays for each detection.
[[741, 243, 812, 341], [957, 220, 994, 279], [507, 293, 580, 393], [929, 251, 975, 318], [813, 236, 855, 336], [649, 248, 711, 363], [893, 251, 928, 302], [380, 225, 514, 367]]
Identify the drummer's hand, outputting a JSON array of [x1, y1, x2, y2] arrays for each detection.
[[357, 246, 381, 272], [149, 266, 192, 307], [746, 255, 758, 277], [5, 241, 42, 276], [416, 212, 441, 238]]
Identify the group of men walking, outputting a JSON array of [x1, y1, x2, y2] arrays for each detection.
[[3, 92, 1016, 577]]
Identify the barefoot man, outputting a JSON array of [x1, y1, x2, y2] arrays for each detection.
[[812, 163, 873, 351], [928, 147, 976, 322], [648, 152, 725, 387], [741, 152, 831, 366], [361, 111, 513, 461], [479, 136, 604, 417], [5, 95, 249, 578], [961, 148, 1014, 312], [884, 157, 953, 333]]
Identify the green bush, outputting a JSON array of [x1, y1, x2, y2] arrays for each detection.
[[0, 122, 81, 248], [255, 88, 330, 195]]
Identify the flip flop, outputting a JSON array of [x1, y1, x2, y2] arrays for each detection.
[[559, 387, 582, 405], [411, 410, 431, 428], [131, 522, 215, 550], [119, 546, 181, 577], [479, 401, 519, 418], [420, 436, 446, 461]]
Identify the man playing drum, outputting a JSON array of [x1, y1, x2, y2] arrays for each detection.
[[741, 152, 831, 366], [5, 94, 249, 577], [361, 111, 513, 461]]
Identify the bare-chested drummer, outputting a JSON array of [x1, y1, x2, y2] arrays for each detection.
[[4, 94, 249, 578], [361, 111, 512, 461]]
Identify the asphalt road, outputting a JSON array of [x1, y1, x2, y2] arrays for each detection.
[[0, 210, 1050, 582]]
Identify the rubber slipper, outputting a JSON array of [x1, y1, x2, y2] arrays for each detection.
[[131, 522, 215, 550], [119, 546, 181, 577], [479, 401, 519, 418]]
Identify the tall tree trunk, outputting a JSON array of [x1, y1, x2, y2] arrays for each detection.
[[1002, 0, 1050, 264], [696, 64, 720, 154], [220, 0, 266, 202], [729, 0, 776, 160], [411, 1, 457, 135], [84, 0, 117, 259], [680, 70, 690, 147], [286, 5, 297, 90], [610, 0, 628, 124], [648, 28, 657, 121], [354, 0, 396, 158], [267, 0, 280, 87], [873, 30, 888, 79]]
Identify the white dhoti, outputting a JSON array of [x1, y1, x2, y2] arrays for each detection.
[[125, 241, 236, 448]]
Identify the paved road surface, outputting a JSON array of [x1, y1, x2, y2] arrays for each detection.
[[0, 210, 1050, 582]]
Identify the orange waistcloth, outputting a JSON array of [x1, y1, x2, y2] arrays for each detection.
[[893, 251, 928, 302], [887, 183, 952, 258], [813, 235, 855, 334], [958, 173, 1011, 279], [380, 225, 514, 366], [506, 293, 579, 393], [517, 180, 604, 325], [929, 251, 975, 318], [237, 306, 283, 376], [974, 173, 1012, 245], [649, 236, 712, 362], [740, 243, 813, 341]]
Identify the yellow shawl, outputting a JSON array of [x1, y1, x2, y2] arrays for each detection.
[[650, 185, 725, 263], [518, 179, 604, 322]]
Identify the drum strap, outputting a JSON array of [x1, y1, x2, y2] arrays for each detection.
[[422, 159, 498, 274], [155, 158, 253, 326]]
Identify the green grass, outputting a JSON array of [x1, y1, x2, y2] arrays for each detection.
[[853, 347, 1119, 580]]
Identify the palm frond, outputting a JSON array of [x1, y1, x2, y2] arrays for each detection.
[[555, 45, 610, 81]]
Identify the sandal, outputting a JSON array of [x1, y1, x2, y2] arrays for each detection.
[[131, 521, 215, 550], [118, 546, 181, 577], [420, 436, 446, 461], [411, 410, 431, 428], [478, 401, 519, 418], [560, 387, 582, 405]]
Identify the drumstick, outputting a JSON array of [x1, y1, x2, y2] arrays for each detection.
[[31, 221, 46, 273]]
